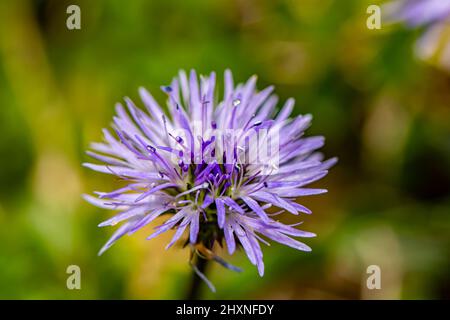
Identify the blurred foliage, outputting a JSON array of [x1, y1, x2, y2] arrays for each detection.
[[0, 0, 449, 299]]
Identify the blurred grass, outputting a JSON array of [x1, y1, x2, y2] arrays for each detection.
[[0, 0, 449, 299]]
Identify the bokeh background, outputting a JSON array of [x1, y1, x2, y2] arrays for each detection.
[[0, 0, 449, 299]]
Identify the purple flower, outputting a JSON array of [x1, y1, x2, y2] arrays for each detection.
[[83, 70, 336, 278], [385, 0, 450, 26], [385, 0, 450, 71]]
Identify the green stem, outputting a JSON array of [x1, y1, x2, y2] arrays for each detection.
[[186, 255, 210, 300]]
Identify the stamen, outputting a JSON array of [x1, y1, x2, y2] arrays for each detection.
[[175, 182, 209, 199]]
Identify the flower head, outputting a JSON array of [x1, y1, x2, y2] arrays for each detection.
[[83, 70, 336, 277]]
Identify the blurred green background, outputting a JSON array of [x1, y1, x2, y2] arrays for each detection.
[[0, 0, 449, 299]]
